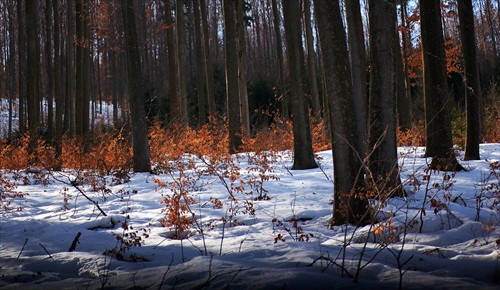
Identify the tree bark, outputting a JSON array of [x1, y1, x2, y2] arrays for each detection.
[[283, 0, 317, 170], [345, 0, 367, 159], [121, 0, 151, 172], [304, 0, 321, 120], [17, 0, 26, 135], [315, 0, 370, 226], [223, 0, 242, 153], [177, 0, 188, 124], [458, 0, 481, 161], [237, 0, 250, 136], [193, 0, 207, 127], [367, 0, 404, 197], [419, 0, 463, 171], [271, 0, 288, 119], [200, 0, 216, 117], [164, 0, 179, 124], [26, 0, 40, 138]]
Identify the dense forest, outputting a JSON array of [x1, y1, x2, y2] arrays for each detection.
[[0, 0, 499, 223]]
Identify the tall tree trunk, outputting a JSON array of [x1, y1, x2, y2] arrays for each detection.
[[367, 0, 404, 197], [7, 0, 15, 139], [82, 0, 91, 137], [177, 0, 188, 124], [419, 0, 463, 171], [271, 0, 288, 119], [193, 0, 207, 127], [200, 0, 216, 117], [283, 0, 318, 170], [345, 0, 367, 159], [75, 0, 84, 136], [66, 0, 76, 135], [26, 0, 40, 157], [164, 0, 179, 123], [17, 0, 26, 135], [315, 0, 370, 226], [396, 26, 412, 132], [458, 0, 481, 161], [120, 0, 151, 172], [304, 0, 321, 120], [45, 0, 54, 141], [237, 0, 250, 136], [53, 0, 63, 169], [223, 0, 242, 153], [400, 0, 413, 132]]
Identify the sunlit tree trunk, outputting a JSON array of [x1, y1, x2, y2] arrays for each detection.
[[283, 0, 318, 170], [458, 0, 481, 161]]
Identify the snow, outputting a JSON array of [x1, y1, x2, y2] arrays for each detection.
[[1, 143, 499, 289]]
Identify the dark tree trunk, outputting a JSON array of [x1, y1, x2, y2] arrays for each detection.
[[121, 0, 151, 172], [458, 0, 481, 161], [164, 0, 179, 124], [304, 0, 321, 120], [271, 0, 288, 119], [345, 0, 367, 159], [17, 0, 26, 135], [223, 0, 242, 153], [26, 0, 40, 138], [193, 0, 207, 127], [367, 0, 404, 197], [177, 1, 188, 123], [237, 0, 250, 136], [283, 0, 317, 170], [200, 0, 216, 117], [419, 0, 463, 171], [315, 0, 370, 226]]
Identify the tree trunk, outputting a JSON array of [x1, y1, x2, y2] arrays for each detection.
[[271, 0, 288, 119], [75, 0, 84, 136], [121, 0, 151, 172], [193, 0, 207, 127], [164, 0, 179, 124], [345, 0, 367, 159], [53, 0, 62, 167], [26, 0, 40, 138], [177, 0, 188, 124], [315, 0, 370, 226], [17, 0, 26, 135], [458, 0, 481, 161], [400, 0, 413, 132], [45, 0, 54, 142], [419, 0, 463, 171], [223, 0, 242, 153], [237, 0, 250, 136], [367, 0, 404, 197], [304, 0, 321, 120], [7, 0, 15, 139], [283, 0, 318, 170], [66, 0, 76, 136], [200, 0, 216, 117]]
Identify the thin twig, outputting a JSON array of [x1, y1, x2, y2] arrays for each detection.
[[39, 243, 54, 261], [17, 238, 28, 259]]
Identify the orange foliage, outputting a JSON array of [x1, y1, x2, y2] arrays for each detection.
[[396, 120, 426, 147]]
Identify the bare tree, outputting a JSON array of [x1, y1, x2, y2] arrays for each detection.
[[271, 0, 288, 119], [303, 0, 321, 120]]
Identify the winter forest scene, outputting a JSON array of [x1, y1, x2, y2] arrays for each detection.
[[0, 0, 499, 289]]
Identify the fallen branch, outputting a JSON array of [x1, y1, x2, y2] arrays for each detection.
[[69, 232, 82, 252]]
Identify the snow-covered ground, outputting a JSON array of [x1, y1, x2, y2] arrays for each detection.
[[1, 143, 499, 289]]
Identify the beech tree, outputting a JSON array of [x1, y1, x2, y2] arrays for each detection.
[[121, 0, 151, 172], [367, 0, 404, 197], [282, 0, 317, 170], [223, 0, 242, 154], [315, 0, 369, 225], [458, 0, 481, 161], [419, 0, 463, 171]]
